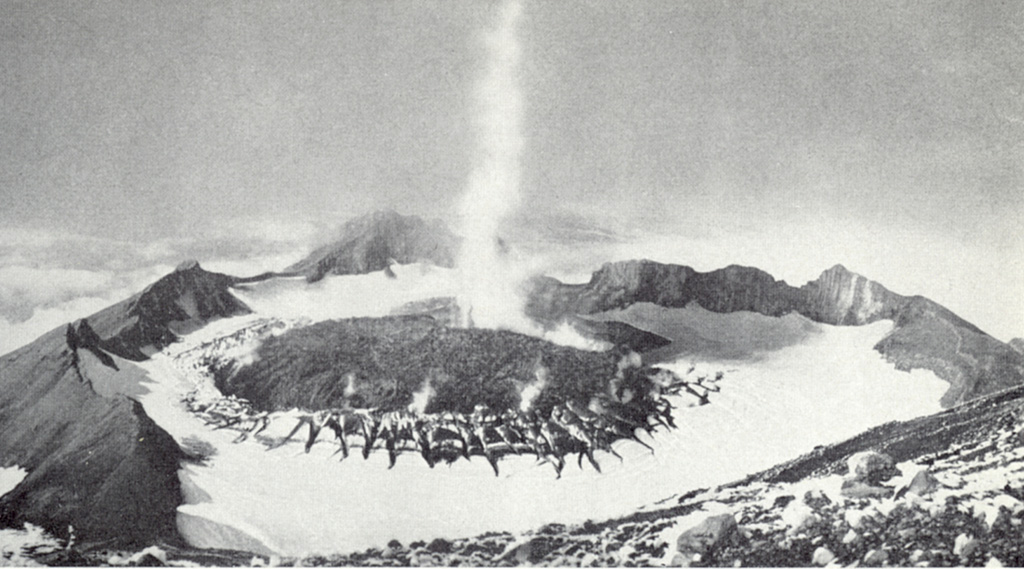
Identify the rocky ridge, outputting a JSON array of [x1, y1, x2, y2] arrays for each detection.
[[1009, 338, 1024, 355], [526, 260, 1024, 406], [0, 321, 183, 549], [0, 261, 250, 549], [84, 260, 251, 361]]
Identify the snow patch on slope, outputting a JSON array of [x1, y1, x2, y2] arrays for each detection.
[[0, 524, 61, 567], [230, 264, 460, 323], [0, 466, 26, 499]]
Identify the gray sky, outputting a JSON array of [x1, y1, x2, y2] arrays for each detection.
[[1, 1, 1022, 340]]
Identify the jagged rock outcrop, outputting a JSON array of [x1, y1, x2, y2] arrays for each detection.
[[526, 261, 901, 326], [799, 264, 903, 326], [286, 210, 460, 282], [525, 260, 1024, 406], [85, 260, 250, 360], [0, 323, 183, 548]]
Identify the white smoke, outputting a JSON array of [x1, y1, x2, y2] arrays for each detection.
[[456, 0, 531, 332], [408, 377, 436, 415], [519, 359, 548, 412], [450, 0, 615, 355], [542, 321, 613, 352]]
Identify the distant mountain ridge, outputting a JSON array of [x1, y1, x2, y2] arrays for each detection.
[[85, 260, 251, 361], [526, 259, 1023, 406], [285, 209, 459, 282]]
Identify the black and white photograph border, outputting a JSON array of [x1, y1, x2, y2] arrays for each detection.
[[1, 1, 1022, 567]]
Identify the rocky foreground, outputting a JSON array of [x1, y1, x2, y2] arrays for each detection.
[[300, 385, 1024, 567], [11, 385, 1021, 567]]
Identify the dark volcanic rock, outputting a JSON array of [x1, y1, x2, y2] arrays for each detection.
[[676, 514, 745, 560], [84, 261, 250, 360], [565, 316, 673, 354], [799, 264, 902, 325], [845, 451, 898, 485], [214, 315, 630, 415], [524, 260, 800, 320], [0, 326, 183, 548], [286, 210, 460, 282], [525, 260, 1024, 406]]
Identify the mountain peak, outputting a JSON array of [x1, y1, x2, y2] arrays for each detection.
[[819, 263, 854, 278], [286, 210, 459, 282], [175, 259, 201, 272], [83, 265, 250, 361]]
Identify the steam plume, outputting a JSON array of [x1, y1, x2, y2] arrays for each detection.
[[457, 0, 528, 330]]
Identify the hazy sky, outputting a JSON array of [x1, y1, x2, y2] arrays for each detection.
[[1, 1, 1022, 343]]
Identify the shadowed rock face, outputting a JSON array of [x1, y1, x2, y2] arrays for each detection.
[[526, 260, 1024, 407], [286, 210, 460, 282], [0, 261, 248, 548], [526, 261, 903, 326], [85, 261, 251, 361], [0, 323, 183, 548]]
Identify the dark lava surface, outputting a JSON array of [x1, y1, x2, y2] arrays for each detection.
[[213, 315, 638, 416]]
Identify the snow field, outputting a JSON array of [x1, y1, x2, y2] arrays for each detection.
[[125, 291, 949, 557], [0, 467, 26, 500]]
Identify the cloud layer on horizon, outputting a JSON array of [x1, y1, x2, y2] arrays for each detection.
[[1, 211, 1021, 357], [0, 217, 320, 355]]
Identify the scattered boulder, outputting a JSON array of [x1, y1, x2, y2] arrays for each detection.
[[842, 529, 860, 544], [803, 489, 832, 510], [781, 500, 820, 535], [841, 478, 893, 499], [844, 508, 878, 529], [862, 548, 889, 566], [847, 451, 899, 485], [895, 467, 942, 499], [954, 533, 980, 559], [676, 514, 745, 561], [812, 546, 836, 566], [773, 495, 796, 509], [841, 451, 898, 499], [425, 538, 452, 554], [126, 546, 168, 567]]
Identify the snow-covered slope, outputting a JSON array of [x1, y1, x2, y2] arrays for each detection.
[[105, 267, 949, 557], [230, 263, 462, 323]]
